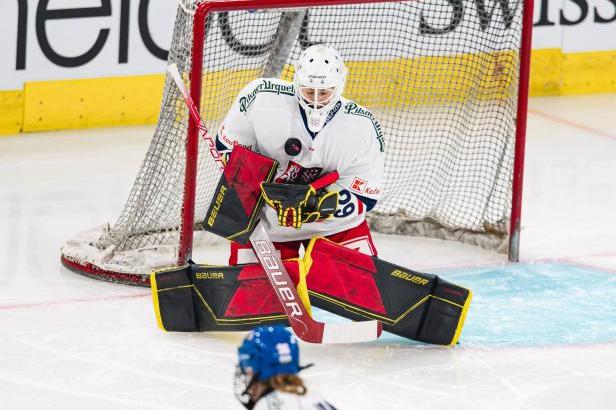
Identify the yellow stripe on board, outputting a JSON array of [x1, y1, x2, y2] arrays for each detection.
[[0, 90, 24, 135], [529, 48, 564, 96], [200, 68, 262, 121], [563, 50, 616, 95], [0, 48, 613, 136], [530, 48, 616, 96], [200, 50, 519, 116], [345, 51, 519, 107], [22, 74, 164, 133]]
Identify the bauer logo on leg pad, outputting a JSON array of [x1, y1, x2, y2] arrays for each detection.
[[152, 262, 296, 333], [195, 272, 224, 280], [391, 270, 429, 286]]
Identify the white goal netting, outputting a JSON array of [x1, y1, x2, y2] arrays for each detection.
[[62, 0, 525, 283]]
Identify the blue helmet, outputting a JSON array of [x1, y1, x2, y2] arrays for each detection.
[[238, 325, 300, 381]]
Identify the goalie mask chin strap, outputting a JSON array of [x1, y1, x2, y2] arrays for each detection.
[[298, 100, 342, 137]]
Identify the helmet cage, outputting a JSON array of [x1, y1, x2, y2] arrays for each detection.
[[298, 86, 336, 109], [293, 45, 347, 132]]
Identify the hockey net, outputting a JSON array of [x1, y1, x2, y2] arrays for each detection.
[[61, 0, 531, 285]]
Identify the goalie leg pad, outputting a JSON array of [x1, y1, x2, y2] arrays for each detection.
[[203, 145, 278, 243], [151, 265, 198, 332], [303, 237, 472, 346], [151, 260, 307, 332], [150, 238, 471, 345]]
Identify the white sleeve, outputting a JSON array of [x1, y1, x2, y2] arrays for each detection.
[[332, 118, 385, 218], [214, 79, 260, 156]]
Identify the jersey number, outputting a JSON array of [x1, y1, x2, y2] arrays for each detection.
[[334, 190, 355, 218]]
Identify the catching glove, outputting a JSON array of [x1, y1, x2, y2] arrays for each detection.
[[261, 171, 339, 229]]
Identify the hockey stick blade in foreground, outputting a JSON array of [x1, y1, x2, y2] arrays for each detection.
[[167, 64, 382, 343]]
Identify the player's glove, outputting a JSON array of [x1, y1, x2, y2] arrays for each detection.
[[261, 171, 339, 229], [302, 189, 339, 224]]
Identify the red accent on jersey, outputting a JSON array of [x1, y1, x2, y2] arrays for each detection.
[[219, 125, 252, 150], [350, 177, 367, 194], [276, 160, 322, 184]]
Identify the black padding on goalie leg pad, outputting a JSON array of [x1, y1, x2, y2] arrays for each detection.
[[203, 145, 278, 244], [303, 237, 472, 345], [151, 262, 297, 333], [151, 265, 198, 332], [189, 263, 289, 331], [416, 278, 472, 345]]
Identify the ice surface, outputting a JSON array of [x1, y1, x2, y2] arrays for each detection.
[[1, 94, 616, 409]]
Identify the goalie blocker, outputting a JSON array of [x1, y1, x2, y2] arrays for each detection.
[[151, 238, 471, 346], [203, 145, 278, 243]]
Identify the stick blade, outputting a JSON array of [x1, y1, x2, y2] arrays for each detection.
[[322, 320, 382, 344]]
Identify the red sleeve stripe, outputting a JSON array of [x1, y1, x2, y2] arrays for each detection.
[[357, 196, 364, 215]]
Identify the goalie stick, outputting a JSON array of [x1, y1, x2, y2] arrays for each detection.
[[167, 64, 382, 343]]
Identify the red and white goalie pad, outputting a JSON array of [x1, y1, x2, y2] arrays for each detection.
[[304, 237, 472, 346]]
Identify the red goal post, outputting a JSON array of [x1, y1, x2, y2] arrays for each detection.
[[61, 0, 534, 286]]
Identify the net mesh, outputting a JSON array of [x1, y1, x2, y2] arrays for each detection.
[[63, 0, 524, 275]]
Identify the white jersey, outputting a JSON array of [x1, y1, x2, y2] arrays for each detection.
[[216, 78, 385, 242], [253, 390, 337, 410]]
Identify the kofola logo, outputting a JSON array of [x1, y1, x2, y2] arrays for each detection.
[[14, 0, 170, 70], [350, 177, 367, 194]]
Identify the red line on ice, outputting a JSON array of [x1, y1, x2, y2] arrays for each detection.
[[422, 250, 616, 275], [0, 292, 150, 310], [528, 108, 616, 141]]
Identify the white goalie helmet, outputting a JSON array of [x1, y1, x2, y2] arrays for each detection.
[[293, 44, 348, 133]]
